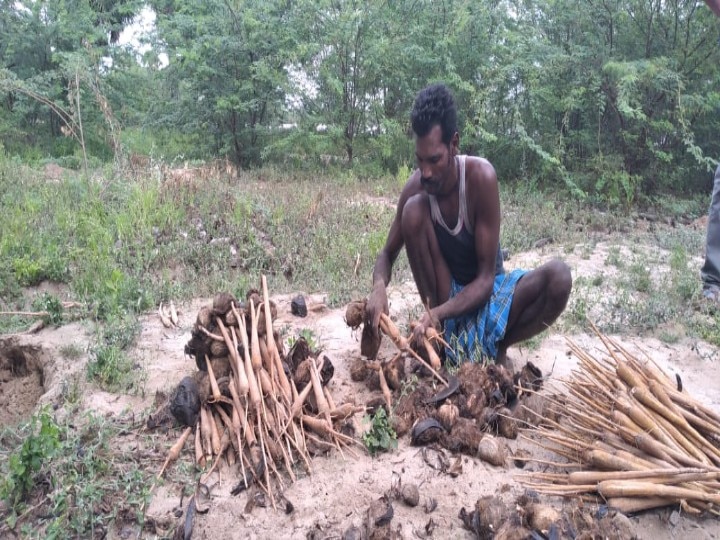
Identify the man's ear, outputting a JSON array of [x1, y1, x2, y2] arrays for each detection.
[[451, 132, 460, 155]]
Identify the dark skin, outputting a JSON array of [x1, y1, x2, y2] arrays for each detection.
[[366, 124, 572, 367], [705, 0, 720, 17]]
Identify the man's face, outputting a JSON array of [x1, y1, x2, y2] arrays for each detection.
[[415, 124, 458, 196]]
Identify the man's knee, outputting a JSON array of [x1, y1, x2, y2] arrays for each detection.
[[545, 259, 572, 308], [400, 194, 430, 236]]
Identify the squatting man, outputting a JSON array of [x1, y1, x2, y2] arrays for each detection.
[[365, 83, 572, 368]]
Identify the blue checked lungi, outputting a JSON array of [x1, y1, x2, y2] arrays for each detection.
[[443, 269, 527, 365]]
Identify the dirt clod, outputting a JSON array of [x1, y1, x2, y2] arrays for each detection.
[[350, 358, 369, 381], [291, 295, 308, 317], [342, 525, 363, 540], [366, 497, 394, 528], [401, 484, 419, 507], [212, 292, 238, 316], [344, 300, 366, 328], [443, 417, 483, 455], [495, 408, 518, 439], [170, 376, 201, 427], [0, 343, 45, 426]]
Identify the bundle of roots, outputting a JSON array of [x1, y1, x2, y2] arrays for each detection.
[[519, 328, 720, 516], [160, 276, 362, 509]]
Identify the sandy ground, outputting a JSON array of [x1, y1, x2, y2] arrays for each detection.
[[3, 243, 720, 539]]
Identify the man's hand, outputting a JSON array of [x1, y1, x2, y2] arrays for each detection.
[[411, 309, 440, 349], [365, 283, 389, 339]]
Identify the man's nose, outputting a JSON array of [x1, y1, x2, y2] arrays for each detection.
[[420, 165, 432, 179]]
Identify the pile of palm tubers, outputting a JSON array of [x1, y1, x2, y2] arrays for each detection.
[[344, 299, 546, 467], [163, 276, 361, 508], [520, 329, 720, 516]]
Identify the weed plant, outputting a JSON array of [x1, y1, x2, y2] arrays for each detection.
[[362, 407, 398, 456]]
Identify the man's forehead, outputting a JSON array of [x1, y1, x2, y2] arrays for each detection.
[[414, 125, 446, 150]]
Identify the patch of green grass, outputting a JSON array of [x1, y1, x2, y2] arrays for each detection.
[[657, 329, 681, 344], [500, 188, 579, 253], [59, 344, 84, 361], [31, 292, 64, 326], [286, 328, 322, 352], [668, 244, 699, 302], [692, 311, 720, 347], [87, 312, 142, 392], [605, 246, 623, 268], [59, 374, 83, 406], [1, 408, 60, 509], [0, 410, 155, 538], [627, 261, 652, 293]]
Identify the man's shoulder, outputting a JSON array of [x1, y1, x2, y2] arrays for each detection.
[[463, 155, 497, 185], [400, 169, 424, 195]]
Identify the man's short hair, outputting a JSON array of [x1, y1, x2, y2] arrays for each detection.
[[411, 83, 458, 145]]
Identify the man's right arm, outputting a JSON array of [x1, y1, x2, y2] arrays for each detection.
[[366, 180, 415, 331]]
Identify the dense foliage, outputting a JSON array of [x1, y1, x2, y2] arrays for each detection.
[[1, 0, 719, 201]]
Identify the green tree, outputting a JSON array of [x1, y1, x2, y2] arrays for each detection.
[[0, 0, 141, 160], [148, 0, 299, 166]]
